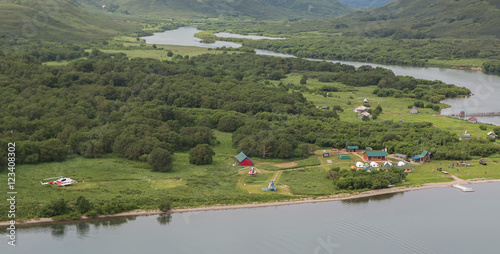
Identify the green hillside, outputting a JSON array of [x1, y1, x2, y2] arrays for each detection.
[[73, 0, 355, 19], [0, 0, 139, 43], [337, 0, 500, 38], [338, 0, 392, 8]]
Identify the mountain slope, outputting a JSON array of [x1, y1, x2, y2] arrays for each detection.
[[338, 0, 392, 8], [337, 0, 500, 38], [73, 0, 355, 19], [0, 0, 139, 43]]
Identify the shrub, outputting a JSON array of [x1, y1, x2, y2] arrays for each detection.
[[149, 148, 174, 172], [189, 144, 215, 165], [158, 199, 172, 212], [75, 196, 92, 214]]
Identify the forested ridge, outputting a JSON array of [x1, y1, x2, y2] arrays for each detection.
[[0, 48, 497, 171]]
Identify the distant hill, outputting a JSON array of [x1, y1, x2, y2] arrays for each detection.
[[336, 0, 500, 38], [73, 0, 355, 20], [0, 0, 139, 43], [338, 0, 392, 8]]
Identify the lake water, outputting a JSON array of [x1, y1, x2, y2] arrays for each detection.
[[143, 27, 500, 125], [4, 182, 500, 254], [141, 26, 242, 49]]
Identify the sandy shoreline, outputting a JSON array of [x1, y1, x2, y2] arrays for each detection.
[[3, 178, 499, 227]]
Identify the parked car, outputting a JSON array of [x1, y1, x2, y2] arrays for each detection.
[[479, 160, 487, 165]]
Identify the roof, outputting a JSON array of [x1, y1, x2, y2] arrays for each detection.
[[414, 150, 431, 159], [468, 116, 478, 120], [410, 106, 418, 113], [460, 134, 471, 137], [395, 153, 407, 158], [235, 152, 252, 163], [347, 146, 359, 149], [365, 150, 388, 157]]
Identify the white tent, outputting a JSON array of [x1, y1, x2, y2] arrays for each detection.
[[397, 161, 406, 166], [370, 161, 379, 168], [383, 161, 393, 167], [356, 162, 365, 168]]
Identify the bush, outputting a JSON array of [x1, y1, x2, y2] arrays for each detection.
[[149, 149, 174, 172], [189, 144, 215, 165], [40, 198, 70, 218], [85, 210, 99, 218], [158, 199, 172, 212], [75, 196, 92, 214], [479, 125, 487, 130]]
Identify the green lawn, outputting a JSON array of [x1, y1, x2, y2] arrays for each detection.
[[279, 167, 338, 195]]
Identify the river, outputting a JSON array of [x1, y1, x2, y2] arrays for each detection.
[[4, 182, 500, 254], [142, 26, 500, 125]]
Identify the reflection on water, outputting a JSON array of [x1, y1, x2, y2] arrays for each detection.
[[341, 192, 404, 205], [156, 213, 173, 225], [50, 224, 65, 239]]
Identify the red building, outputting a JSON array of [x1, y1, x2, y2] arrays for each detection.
[[363, 150, 388, 161], [235, 152, 253, 166]]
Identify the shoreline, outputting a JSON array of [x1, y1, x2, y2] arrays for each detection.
[[3, 178, 500, 227]]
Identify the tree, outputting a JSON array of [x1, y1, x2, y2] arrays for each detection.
[[148, 149, 174, 172], [217, 115, 244, 132], [189, 144, 215, 165], [167, 51, 173, 57]]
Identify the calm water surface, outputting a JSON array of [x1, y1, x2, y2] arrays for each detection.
[[143, 27, 500, 125], [4, 182, 499, 254]]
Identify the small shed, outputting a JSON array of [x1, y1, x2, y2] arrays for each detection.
[[412, 150, 432, 163], [235, 152, 253, 166], [410, 106, 419, 114], [468, 116, 478, 124], [353, 105, 370, 113], [487, 131, 498, 139], [364, 150, 388, 161], [338, 154, 351, 160], [346, 146, 359, 152], [322, 150, 330, 157], [358, 112, 372, 119]]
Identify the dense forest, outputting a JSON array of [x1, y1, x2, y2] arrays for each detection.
[[0, 44, 496, 172]]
